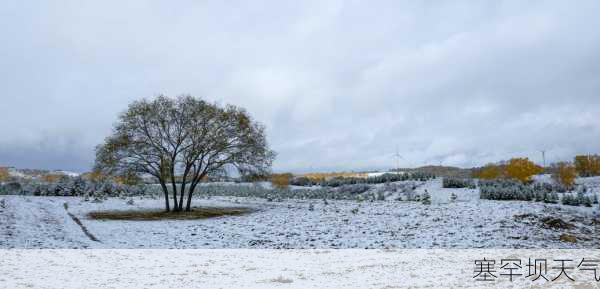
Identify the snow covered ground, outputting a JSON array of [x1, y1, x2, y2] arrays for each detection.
[[2, 249, 600, 288], [1, 178, 598, 249]]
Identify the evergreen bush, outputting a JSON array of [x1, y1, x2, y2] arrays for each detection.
[[442, 177, 476, 189]]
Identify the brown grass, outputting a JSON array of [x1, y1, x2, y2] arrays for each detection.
[[87, 207, 255, 221]]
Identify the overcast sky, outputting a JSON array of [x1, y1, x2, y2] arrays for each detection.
[[1, 1, 600, 173]]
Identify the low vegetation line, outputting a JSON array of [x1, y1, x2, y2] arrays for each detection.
[[87, 207, 255, 221], [63, 203, 101, 243]]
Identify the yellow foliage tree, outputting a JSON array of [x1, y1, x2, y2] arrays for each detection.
[[594, 155, 600, 176], [505, 158, 543, 183], [271, 173, 292, 189], [41, 173, 63, 183], [81, 170, 106, 182], [473, 164, 503, 180], [112, 170, 141, 186], [575, 155, 592, 177], [0, 167, 9, 182], [574, 154, 600, 177], [552, 162, 576, 189]]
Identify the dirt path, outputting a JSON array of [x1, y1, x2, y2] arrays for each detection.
[[63, 202, 101, 243]]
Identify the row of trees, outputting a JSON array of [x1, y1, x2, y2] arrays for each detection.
[[473, 155, 599, 189], [305, 172, 434, 187], [0, 175, 148, 199], [479, 179, 598, 206], [574, 155, 600, 177], [442, 177, 475, 189], [473, 158, 543, 183], [0, 167, 143, 187]]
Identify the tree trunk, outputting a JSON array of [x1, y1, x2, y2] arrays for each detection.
[[185, 183, 195, 212], [186, 174, 204, 211], [169, 162, 179, 212], [159, 181, 170, 212], [178, 169, 190, 211], [178, 181, 186, 211], [171, 180, 179, 212]]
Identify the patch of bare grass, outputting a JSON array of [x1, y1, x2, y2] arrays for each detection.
[[88, 206, 254, 221], [269, 276, 293, 284]]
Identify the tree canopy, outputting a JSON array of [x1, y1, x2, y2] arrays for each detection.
[[94, 95, 276, 211]]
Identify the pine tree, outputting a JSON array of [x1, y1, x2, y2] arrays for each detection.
[[583, 196, 593, 207], [551, 192, 559, 204], [421, 191, 431, 205], [562, 195, 572, 205]]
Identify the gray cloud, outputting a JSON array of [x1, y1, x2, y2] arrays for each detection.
[[1, 0, 600, 172]]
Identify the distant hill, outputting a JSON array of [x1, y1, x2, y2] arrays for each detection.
[[399, 166, 473, 178], [0, 167, 81, 180], [298, 165, 475, 180]]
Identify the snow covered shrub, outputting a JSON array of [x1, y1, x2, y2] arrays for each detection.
[[480, 179, 533, 201], [337, 184, 371, 196], [195, 183, 363, 200], [0, 182, 22, 195], [376, 190, 386, 201], [322, 176, 347, 187], [583, 197, 593, 207], [382, 182, 400, 192], [577, 191, 593, 207], [544, 192, 560, 204], [320, 172, 434, 187], [290, 177, 318, 186], [442, 177, 475, 189], [399, 184, 419, 201], [68, 177, 88, 196], [421, 191, 431, 205], [479, 179, 559, 202], [16, 176, 150, 198], [560, 192, 594, 207], [562, 194, 578, 206]]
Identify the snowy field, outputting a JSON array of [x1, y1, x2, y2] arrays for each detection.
[[2, 249, 600, 288], [1, 178, 598, 249]]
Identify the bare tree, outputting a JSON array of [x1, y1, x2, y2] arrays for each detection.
[[94, 95, 275, 212]]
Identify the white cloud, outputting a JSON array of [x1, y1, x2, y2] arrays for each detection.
[[1, 0, 600, 172]]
